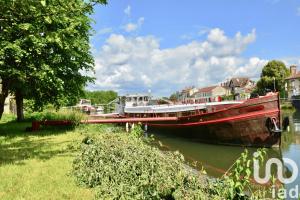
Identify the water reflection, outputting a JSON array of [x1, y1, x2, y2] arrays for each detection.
[[151, 111, 300, 199], [153, 131, 282, 178]]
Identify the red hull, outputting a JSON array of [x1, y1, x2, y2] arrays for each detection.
[[146, 94, 281, 147], [82, 94, 281, 147]]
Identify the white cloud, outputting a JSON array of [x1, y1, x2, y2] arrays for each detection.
[[123, 17, 144, 32], [207, 28, 228, 44], [180, 27, 210, 40], [124, 23, 138, 32], [124, 5, 131, 16], [198, 27, 210, 36], [89, 28, 268, 96]]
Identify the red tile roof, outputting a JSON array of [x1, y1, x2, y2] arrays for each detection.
[[198, 86, 218, 93], [229, 77, 252, 87], [286, 72, 300, 80]]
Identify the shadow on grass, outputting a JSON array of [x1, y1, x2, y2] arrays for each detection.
[[0, 120, 75, 138], [0, 120, 78, 166]]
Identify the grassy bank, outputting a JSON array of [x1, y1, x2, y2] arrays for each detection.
[[0, 115, 94, 199], [0, 113, 272, 199], [0, 114, 212, 199]]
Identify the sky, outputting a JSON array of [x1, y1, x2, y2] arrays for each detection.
[[87, 0, 300, 96]]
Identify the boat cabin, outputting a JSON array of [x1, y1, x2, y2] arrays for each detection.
[[78, 99, 92, 106], [125, 94, 150, 107], [123, 93, 241, 118], [75, 99, 95, 113]]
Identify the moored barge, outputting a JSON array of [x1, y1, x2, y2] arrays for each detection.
[[121, 93, 282, 147]]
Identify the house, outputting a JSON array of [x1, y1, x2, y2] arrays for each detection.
[[222, 77, 255, 100], [178, 86, 198, 103], [192, 86, 228, 103], [285, 65, 300, 98]]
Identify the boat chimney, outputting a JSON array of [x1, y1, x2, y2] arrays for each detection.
[[290, 65, 297, 75]]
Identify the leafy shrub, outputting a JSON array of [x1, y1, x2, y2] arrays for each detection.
[[222, 95, 235, 101], [72, 125, 273, 199], [207, 149, 272, 200], [131, 122, 144, 138], [73, 132, 208, 199], [25, 109, 86, 125]]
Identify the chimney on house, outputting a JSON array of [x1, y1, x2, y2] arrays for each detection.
[[290, 65, 297, 76]]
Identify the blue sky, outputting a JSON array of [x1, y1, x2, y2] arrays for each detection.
[[88, 0, 300, 96]]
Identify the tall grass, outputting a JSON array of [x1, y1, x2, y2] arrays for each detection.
[[25, 109, 87, 125], [0, 115, 95, 199]]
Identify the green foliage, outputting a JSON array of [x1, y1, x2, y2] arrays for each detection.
[[280, 101, 295, 111], [5, 118, 276, 200], [0, 116, 96, 199], [255, 60, 289, 96], [208, 149, 272, 199], [0, 113, 16, 123], [84, 90, 118, 105], [222, 95, 234, 101], [25, 109, 86, 125], [0, 0, 108, 113], [169, 93, 178, 102], [131, 123, 144, 138], [73, 130, 208, 199]]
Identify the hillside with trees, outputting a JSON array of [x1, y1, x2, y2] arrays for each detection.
[[84, 90, 118, 105]]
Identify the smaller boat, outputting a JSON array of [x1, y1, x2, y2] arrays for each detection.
[[74, 99, 95, 114]]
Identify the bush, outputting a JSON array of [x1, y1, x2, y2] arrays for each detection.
[[72, 125, 272, 199], [222, 95, 234, 101], [25, 109, 86, 125], [72, 132, 208, 199]]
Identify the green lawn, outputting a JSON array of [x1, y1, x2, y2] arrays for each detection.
[[0, 114, 269, 199], [0, 115, 94, 200]]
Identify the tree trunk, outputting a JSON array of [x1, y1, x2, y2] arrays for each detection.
[[16, 89, 24, 121], [0, 80, 9, 120]]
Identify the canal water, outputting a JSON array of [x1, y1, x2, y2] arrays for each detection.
[[151, 111, 300, 199]]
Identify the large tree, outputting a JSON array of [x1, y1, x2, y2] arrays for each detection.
[[255, 60, 290, 96], [0, 0, 107, 120]]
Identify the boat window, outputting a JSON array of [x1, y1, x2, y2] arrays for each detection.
[[133, 97, 137, 101], [139, 97, 143, 101], [126, 97, 131, 102], [144, 96, 148, 101]]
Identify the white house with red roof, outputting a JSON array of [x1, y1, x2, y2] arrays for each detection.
[[192, 86, 228, 103]]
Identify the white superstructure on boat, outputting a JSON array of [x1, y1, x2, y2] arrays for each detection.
[[124, 94, 242, 114]]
